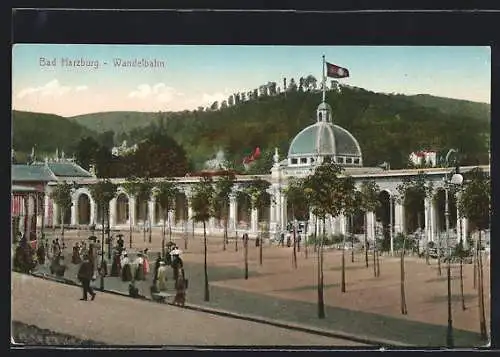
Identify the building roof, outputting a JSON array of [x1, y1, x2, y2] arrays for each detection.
[[12, 184, 40, 192], [288, 122, 363, 159], [12, 165, 58, 182], [32, 162, 94, 178]]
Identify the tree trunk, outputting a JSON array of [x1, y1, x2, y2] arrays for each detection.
[[259, 228, 263, 266], [341, 233, 346, 293], [350, 215, 354, 263], [235, 231, 238, 252], [459, 222, 466, 311], [400, 234, 408, 315], [244, 236, 248, 279], [148, 203, 152, 244], [162, 212, 166, 259], [292, 214, 297, 269], [317, 217, 326, 319], [437, 232, 442, 276], [223, 211, 227, 251], [129, 211, 133, 249], [40, 193, 46, 246], [60, 208, 65, 250], [203, 220, 210, 302], [304, 223, 308, 259], [364, 214, 369, 268], [425, 209, 430, 265], [473, 236, 477, 290], [143, 203, 146, 242], [477, 230, 487, 340]]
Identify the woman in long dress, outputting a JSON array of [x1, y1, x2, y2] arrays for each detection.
[[134, 253, 145, 281], [121, 253, 132, 282], [173, 267, 186, 306], [156, 261, 168, 291], [110, 252, 121, 277]]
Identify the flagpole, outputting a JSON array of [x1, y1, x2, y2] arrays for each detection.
[[322, 55, 326, 103]]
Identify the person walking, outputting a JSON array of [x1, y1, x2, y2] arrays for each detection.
[[173, 267, 186, 306], [156, 261, 168, 291], [77, 255, 96, 301]]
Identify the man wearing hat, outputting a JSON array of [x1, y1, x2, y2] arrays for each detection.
[[77, 255, 96, 301], [170, 248, 183, 282]]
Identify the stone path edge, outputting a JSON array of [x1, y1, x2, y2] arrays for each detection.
[[24, 272, 407, 347]]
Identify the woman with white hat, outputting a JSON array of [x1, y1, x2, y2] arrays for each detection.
[[134, 253, 145, 281], [156, 261, 168, 291], [170, 248, 183, 282]]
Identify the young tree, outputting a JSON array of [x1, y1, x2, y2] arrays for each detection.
[[304, 162, 345, 319], [50, 182, 74, 250], [244, 177, 271, 266], [360, 180, 381, 275], [458, 167, 489, 341], [122, 177, 141, 249], [396, 174, 432, 315], [340, 175, 356, 292], [136, 178, 154, 243], [89, 179, 117, 290], [283, 177, 308, 269], [191, 175, 215, 302], [214, 172, 236, 251], [155, 179, 179, 258]]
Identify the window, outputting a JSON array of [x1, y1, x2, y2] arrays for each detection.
[[300, 158, 307, 164], [318, 112, 322, 121], [337, 157, 344, 163], [310, 158, 315, 163], [291, 158, 298, 165], [346, 158, 353, 164], [354, 158, 360, 165]]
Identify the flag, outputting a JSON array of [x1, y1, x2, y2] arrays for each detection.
[[326, 62, 349, 79], [242, 147, 261, 165]]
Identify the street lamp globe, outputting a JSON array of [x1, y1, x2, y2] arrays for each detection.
[[450, 173, 463, 185]]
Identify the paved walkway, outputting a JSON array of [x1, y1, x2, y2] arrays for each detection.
[[12, 273, 361, 346]]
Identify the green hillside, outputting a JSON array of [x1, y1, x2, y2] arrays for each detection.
[[12, 87, 490, 170], [401, 94, 490, 122], [12, 110, 99, 156], [69, 111, 160, 137]]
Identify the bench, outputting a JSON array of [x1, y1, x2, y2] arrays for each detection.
[[151, 292, 174, 303]]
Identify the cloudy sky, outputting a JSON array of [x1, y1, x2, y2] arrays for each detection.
[[12, 45, 491, 117]]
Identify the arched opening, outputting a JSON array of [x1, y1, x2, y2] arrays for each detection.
[[154, 201, 161, 226], [57, 204, 71, 225], [434, 188, 458, 237], [77, 194, 91, 225], [404, 190, 425, 235], [135, 197, 148, 224], [175, 193, 188, 225], [376, 190, 393, 249], [116, 193, 129, 225], [236, 191, 251, 229], [258, 192, 271, 224], [96, 204, 104, 225], [347, 211, 365, 235]]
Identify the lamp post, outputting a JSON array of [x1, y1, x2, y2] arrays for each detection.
[[444, 149, 463, 348]]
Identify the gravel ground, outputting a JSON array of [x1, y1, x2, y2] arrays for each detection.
[[31, 250, 485, 347], [11, 321, 106, 346]]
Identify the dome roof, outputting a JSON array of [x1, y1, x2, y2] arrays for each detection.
[[288, 122, 362, 158]]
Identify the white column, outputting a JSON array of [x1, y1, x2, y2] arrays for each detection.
[[109, 198, 117, 228], [424, 197, 435, 242], [229, 194, 237, 231], [52, 202, 59, 226], [394, 202, 404, 233], [44, 194, 50, 225], [148, 198, 155, 226], [280, 194, 287, 229], [251, 208, 258, 234], [269, 189, 277, 232], [367, 212, 376, 240], [129, 196, 136, 227], [70, 197, 77, 226], [89, 197, 96, 225]]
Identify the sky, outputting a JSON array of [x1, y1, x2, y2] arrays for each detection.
[[12, 45, 491, 117]]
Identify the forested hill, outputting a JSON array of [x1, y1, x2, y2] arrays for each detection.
[[69, 111, 159, 137], [13, 86, 490, 171], [398, 94, 490, 123], [12, 110, 99, 159]]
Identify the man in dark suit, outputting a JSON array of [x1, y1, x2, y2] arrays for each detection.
[[77, 255, 96, 301]]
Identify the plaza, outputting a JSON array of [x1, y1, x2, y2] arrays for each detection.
[[14, 228, 490, 347]]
